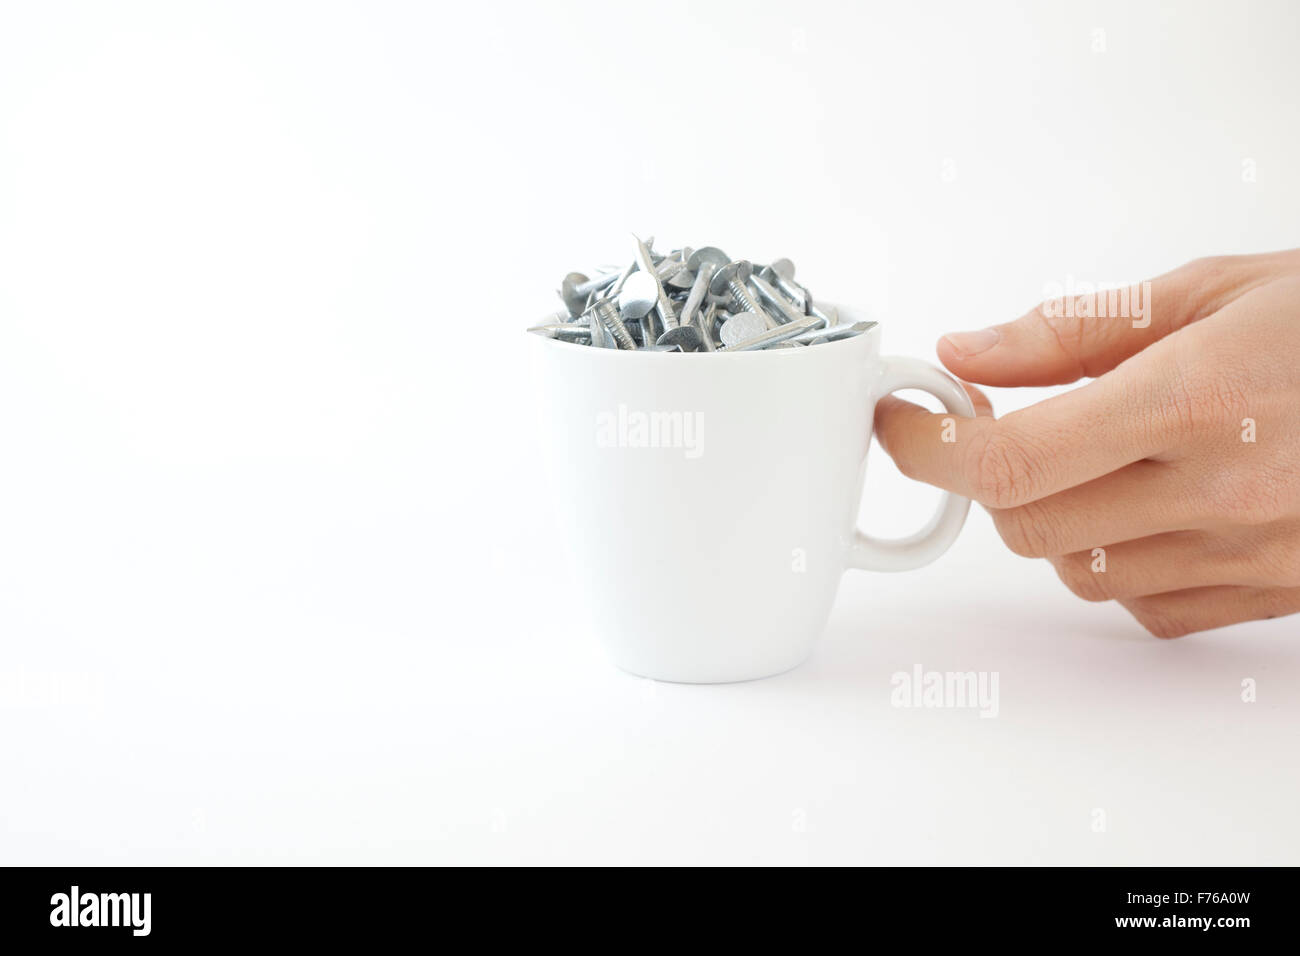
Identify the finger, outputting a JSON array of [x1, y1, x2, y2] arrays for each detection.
[[876, 382, 991, 419], [961, 382, 994, 417], [1119, 585, 1300, 639], [937, 254, 1284, 387], [986, 460, 1208, 558], [1047, 524, 1300, 602], [874, 359, 1173, 509]]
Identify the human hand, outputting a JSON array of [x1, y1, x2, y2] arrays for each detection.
[[874, 250, 1300, 637]]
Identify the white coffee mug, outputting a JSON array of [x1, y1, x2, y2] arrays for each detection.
[[532, 303, 974, 683]]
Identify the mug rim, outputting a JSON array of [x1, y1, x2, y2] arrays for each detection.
[[526, 301, 881, 359]]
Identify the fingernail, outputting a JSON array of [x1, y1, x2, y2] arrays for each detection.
[[942, 327, 1001, 357]]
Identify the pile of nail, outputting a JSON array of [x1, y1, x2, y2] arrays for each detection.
[[529, 237, 875, 352]]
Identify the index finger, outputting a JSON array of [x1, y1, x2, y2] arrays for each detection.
[[874, 350, 1172, 509]]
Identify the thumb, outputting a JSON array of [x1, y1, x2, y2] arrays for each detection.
[[936, 255, 1273, 387]]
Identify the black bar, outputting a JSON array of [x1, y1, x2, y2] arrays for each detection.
[[0, 866, 1289, 944]]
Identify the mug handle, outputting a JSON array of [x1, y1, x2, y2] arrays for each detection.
[[847, 356, 975, 572]]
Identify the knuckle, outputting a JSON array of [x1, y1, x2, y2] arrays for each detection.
[[1034, 307, 1089, 355], [1053, 555, 1110, 602], [1259, 537, 1300, 588], [1123, 600, 1190, 640], [1260, 587, 1300, 621], [992, 504, 1056, 558], [964, 429, 1042, 509], [1178, 256, 1245, 300], [1158, 256, 1246, 331], [1028, 304, 1117, 378], [1183, 255, 1231, 280], [990, 509, 1030, 556]]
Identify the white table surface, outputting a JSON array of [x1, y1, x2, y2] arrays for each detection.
[[1, 0, 1297, 866]]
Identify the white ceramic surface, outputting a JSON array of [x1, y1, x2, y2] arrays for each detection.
[[532, 304, 975, 683]]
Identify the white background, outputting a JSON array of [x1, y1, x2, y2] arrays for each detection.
[[1, 0, 1297, 864]]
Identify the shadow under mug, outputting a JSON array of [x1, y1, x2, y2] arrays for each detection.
[[532, 303, 974, 683]]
